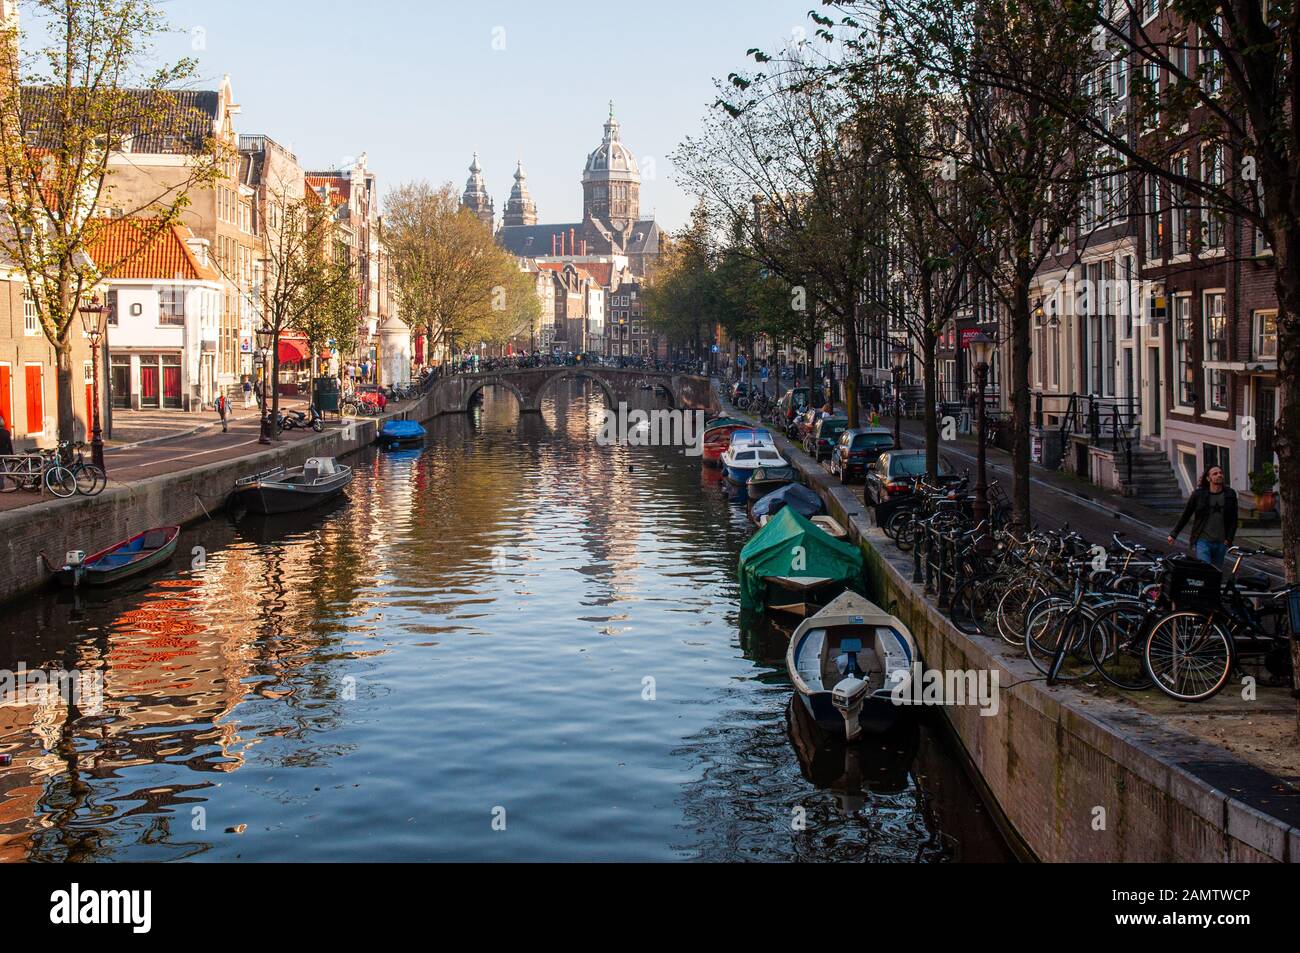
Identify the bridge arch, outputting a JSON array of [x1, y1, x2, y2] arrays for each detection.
[[462, 374, 528, 412], [532, 367, 617, 410]]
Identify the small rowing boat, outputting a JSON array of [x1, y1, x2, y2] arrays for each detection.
[[786, 591, 918, 739], [378, 419, 426, 449], [230, 457, 353, 515], [58, 526, 180, 588]]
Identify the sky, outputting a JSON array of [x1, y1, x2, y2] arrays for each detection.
[[130, 0, 818, 232]]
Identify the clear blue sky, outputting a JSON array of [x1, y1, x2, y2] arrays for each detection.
[[145, 0, 814, 232]]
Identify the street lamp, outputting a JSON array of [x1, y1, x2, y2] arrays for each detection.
[[78, 296, 108, 470], [968, 330, 995, 550], [255, 323, 274, 445], [890, 344, 908, 449]]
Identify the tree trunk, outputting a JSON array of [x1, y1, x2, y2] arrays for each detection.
[[1009, 272, 1033, 530], [1267, 225, 1300, 730], [842, 300, 861, 429], [923, 327, 939, 479], [271, 330, 282, 435], [55, 336, 75, 454]]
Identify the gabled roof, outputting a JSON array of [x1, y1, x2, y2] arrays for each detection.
[[86, 218, 220, 282], [20, 87, 221, 154], [305, 174, 351, 206], [497, 223, 583, 257]]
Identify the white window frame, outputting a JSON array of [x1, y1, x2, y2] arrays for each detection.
[[23, 287, 39, 336], [1202, 290, 1229, 417], [1254, 309, 1278, 360]]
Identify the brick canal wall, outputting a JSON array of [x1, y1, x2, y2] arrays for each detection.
[[0, 396, 434, 607], [734, 406, 1298, 862]]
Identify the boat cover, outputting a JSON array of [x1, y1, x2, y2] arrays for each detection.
[[738, 507, 864, 613], [380, 420, 426, 440], [751, 483, 823, 520]]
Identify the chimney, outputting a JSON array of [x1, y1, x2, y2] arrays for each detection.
[[570, 228, 576, 256], [552, 234, 557, 255]]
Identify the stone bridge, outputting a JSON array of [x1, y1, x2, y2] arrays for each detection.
[[426, 366, 719, 416]]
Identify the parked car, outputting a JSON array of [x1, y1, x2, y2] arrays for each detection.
[[831, 427, 896, 483], [864, 449, 958, 504], [804, 415, 849, 462], [731, 380, 751, 403], [777, 386, 825, 428]]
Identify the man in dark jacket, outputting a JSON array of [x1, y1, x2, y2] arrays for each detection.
[[0, 414, 12, 456], [1167, 465, 1237, 567]]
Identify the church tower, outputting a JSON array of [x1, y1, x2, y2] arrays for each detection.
[[581, 103, 640, 230], [461, 152, 494, 228], [502, 160, 538, 227]]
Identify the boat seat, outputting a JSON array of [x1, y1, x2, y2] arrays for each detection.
[[139, 529, 170, 551], [97, 553, 136, 567]]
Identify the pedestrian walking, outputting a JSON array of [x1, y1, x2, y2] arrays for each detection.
[[0, 413, 12, 456], [242, 376, 254, 409], [1167, 465, 1237, 568], [216, 392, 229, 434]]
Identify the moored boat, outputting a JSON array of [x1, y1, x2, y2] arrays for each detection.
[[58, 526, 180, 588], [810, 515, 848, 539], [747, 464, 798, 501], [378, 419, 426, 449], [721, 429, 786, 486], [701, 418, 749, 467], [786, 591, 918, 739], [230, 457, 353, 515], [740, 507, 864, 618]]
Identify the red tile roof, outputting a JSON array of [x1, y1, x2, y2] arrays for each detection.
[[86, 218, 220, 282], [305, 175, 349, 206]]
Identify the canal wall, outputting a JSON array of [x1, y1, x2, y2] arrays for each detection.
[[737, 409, 1299, 863], [0, 397, 434, 607]]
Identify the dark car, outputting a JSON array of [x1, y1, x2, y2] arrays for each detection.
[[864, 450, 958, 504], [777, 386, 825, 427], [804, 415, 849, 462], [831, 427, 896, 483], [730, 380, 752, 403]]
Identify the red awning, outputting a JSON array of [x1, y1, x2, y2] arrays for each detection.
[[277, 339, 307, 364]]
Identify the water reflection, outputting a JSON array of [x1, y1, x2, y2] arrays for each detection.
[[0, 382, 1007, 862]]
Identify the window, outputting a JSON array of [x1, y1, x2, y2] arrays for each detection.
[[23, 287, 39, 335], [1142, 0, 1160, 23], [1201, 143, 1224, 250], [1174, 295, 1193, 406], [106, 289, 118, 326], [1169, 155, 1189, 255], [1171, 35, 1191, 85], [1255, 310, 1278, 360], [1144, 175, 1162, 259], [1203, 443, 1230, 481], [158, 288, 186, 326], [1143, 61, 1161, 128], [1203, 292, 1228, 412], [1200, 20, 1223, 95]]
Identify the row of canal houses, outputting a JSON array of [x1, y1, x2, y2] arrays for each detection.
[[922, 1, 1279, 513], [0, 66, 401, 450]]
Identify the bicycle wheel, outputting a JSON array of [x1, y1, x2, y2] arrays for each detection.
[[44, 465, 77, 498], [1086, 601, 1155, 691], [1143, 611, 1232, 702], [995, 579, 1046, 646], [1024, 597, 1094, 681], [75, 464, 105, 496]]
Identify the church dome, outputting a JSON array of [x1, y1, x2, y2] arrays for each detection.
[[582, 103, 640, 182]]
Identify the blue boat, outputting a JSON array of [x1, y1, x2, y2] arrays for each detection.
[[378, 419, 426, 449]]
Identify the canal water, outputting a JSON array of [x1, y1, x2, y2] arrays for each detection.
[[0, 385, 1011, 862]]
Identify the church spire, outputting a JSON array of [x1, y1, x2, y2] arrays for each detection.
[[503, 158, 538, 228], [461, 151, 494, 229]]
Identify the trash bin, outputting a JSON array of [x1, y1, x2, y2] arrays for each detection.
[[313, 376, 340, 415]]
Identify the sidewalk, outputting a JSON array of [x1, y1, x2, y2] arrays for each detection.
[[0, 395, 402, 515], [104, 399, 301, 448]]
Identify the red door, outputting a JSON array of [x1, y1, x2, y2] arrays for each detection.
[[140, 364, 159, 408], [163, 364, 181, 406], [84, 365, 94, 432], [0, 365, 10, 431], [24, 365, 43, 435]]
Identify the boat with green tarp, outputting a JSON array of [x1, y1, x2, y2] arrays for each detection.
[[738, 507, 864, 617]]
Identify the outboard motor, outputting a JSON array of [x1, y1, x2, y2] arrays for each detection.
[[832, 638, 870, 740]]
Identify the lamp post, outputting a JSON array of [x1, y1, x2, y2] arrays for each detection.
[[255, 323, 274, 445], [890, 344, 908, 449], [78, 296, 108, 471], [968, 331, 995, 550]]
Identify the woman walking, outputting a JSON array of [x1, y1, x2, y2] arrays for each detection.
[[1167, 465, 1237, 568]]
